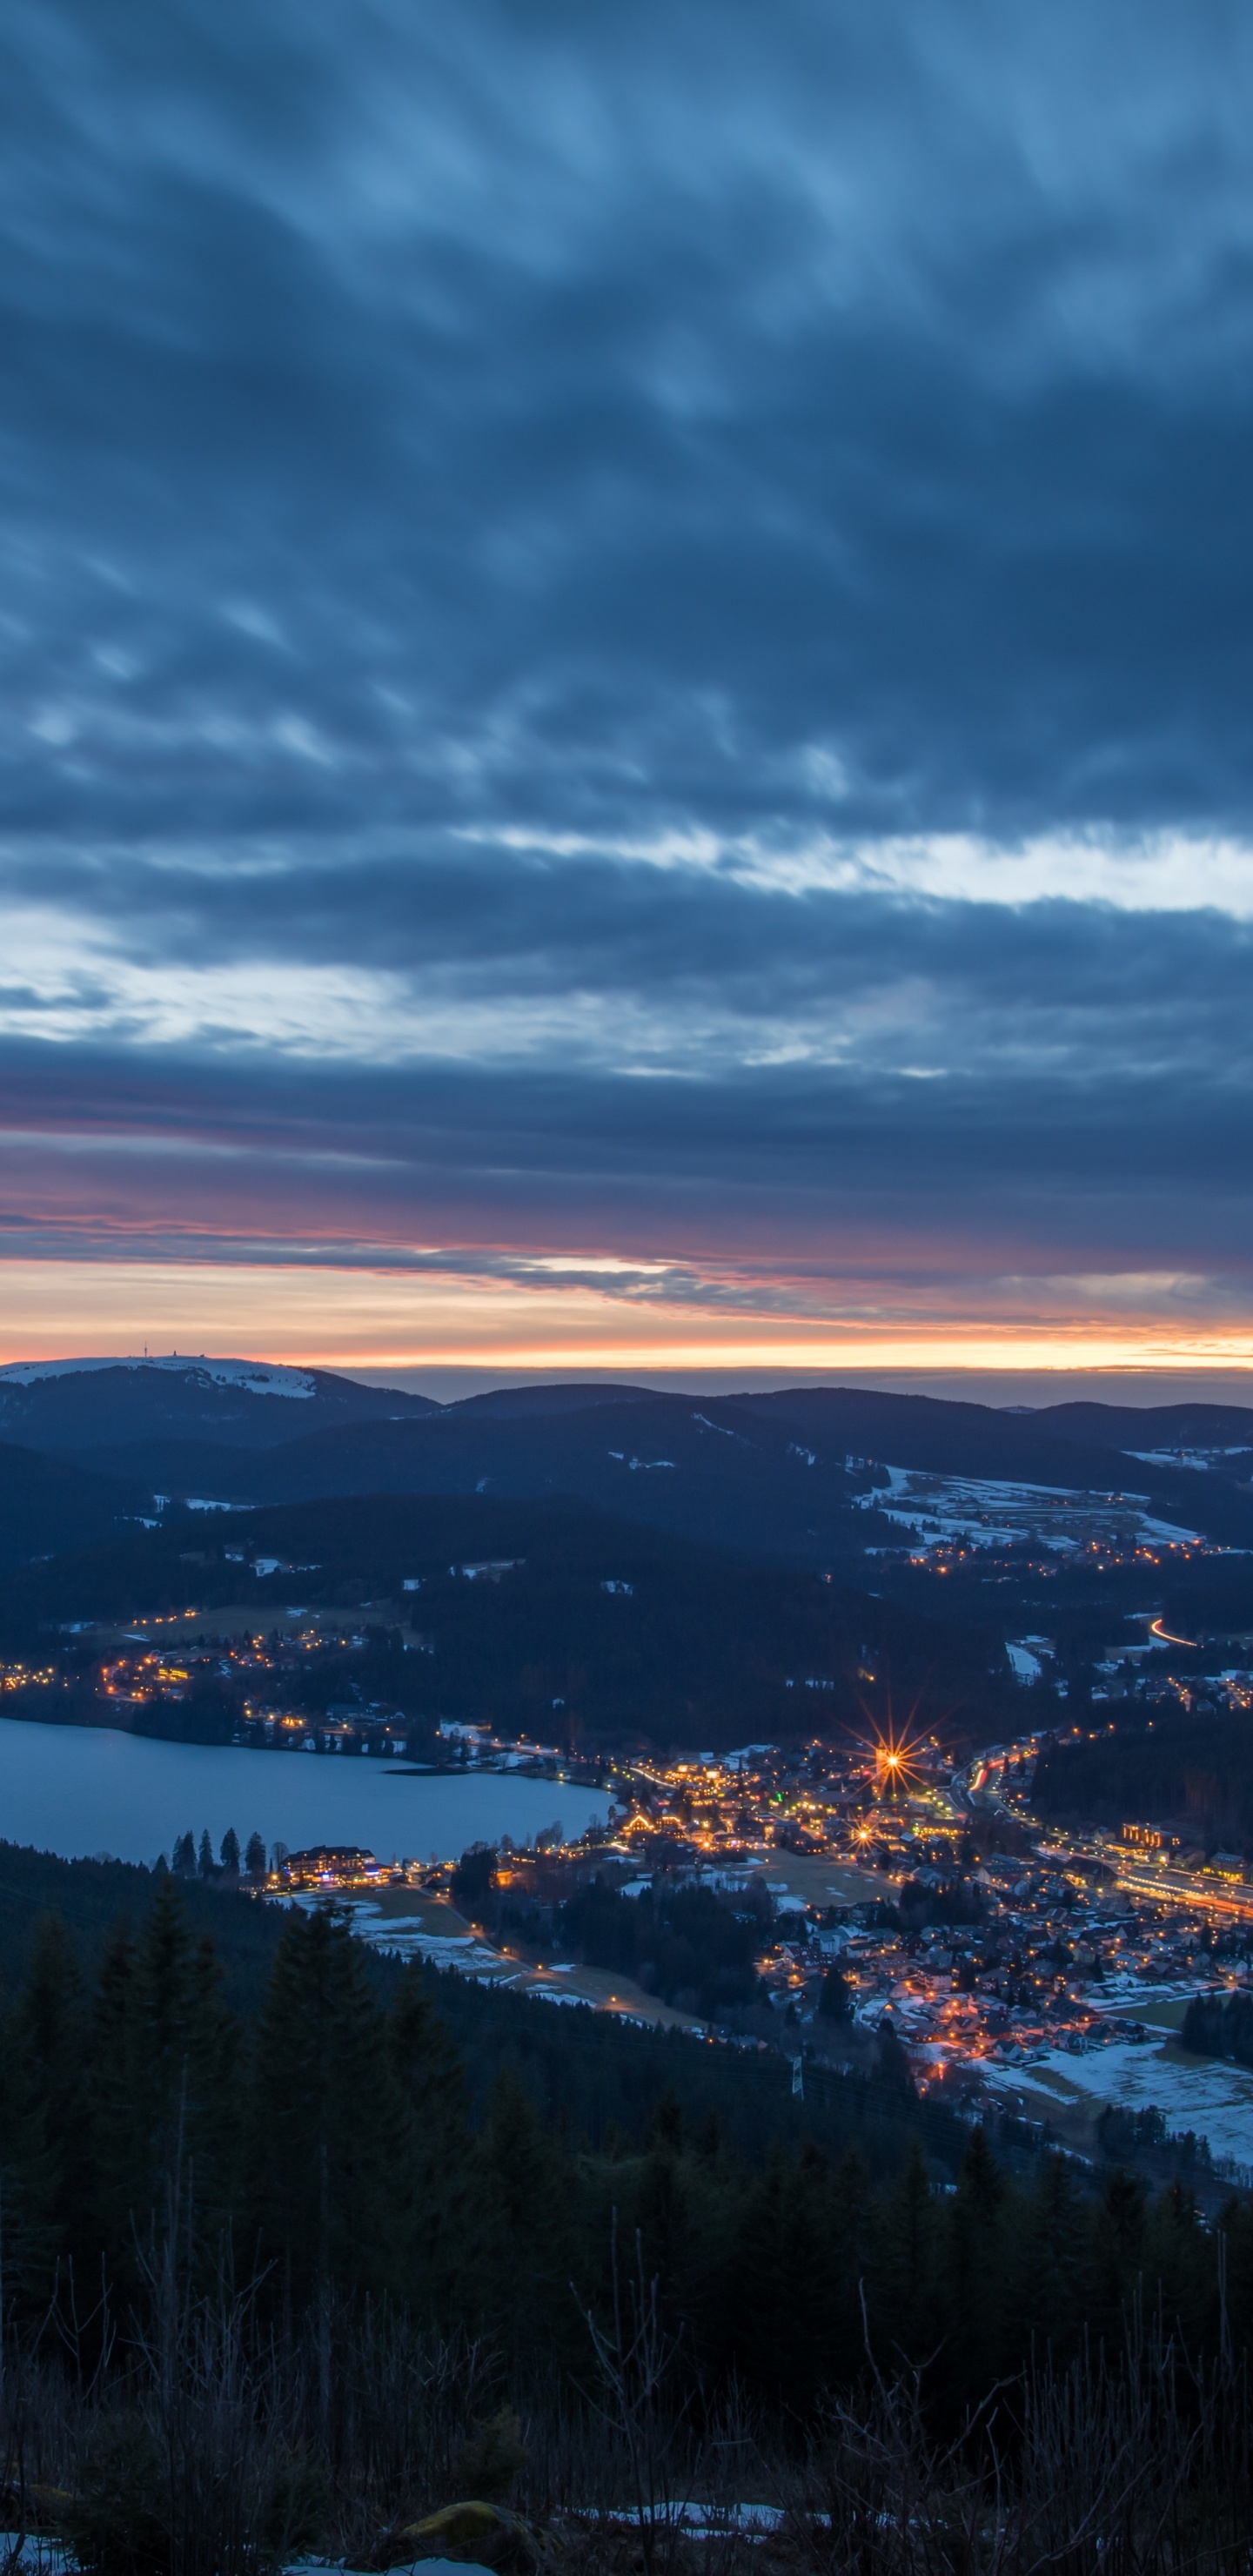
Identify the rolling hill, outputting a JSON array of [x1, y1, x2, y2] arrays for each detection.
[[59, 1381, 1253, 1559]]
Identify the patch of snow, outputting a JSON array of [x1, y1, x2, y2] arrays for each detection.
[[861, 1498, 1029, 1549], [286, 2559, 494, 2576], [0, 2540, 74, 2576], [851, 1462, 1203, 1556]]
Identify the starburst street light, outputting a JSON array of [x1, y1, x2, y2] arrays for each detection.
[[860, 1719, 928, 1800]]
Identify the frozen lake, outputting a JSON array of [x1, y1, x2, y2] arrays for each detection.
[[0, 1718, 609, 1868]]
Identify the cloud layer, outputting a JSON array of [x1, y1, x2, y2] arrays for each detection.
[[2, 0, 1252, 1353]]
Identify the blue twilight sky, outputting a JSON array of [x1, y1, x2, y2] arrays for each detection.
[[1, 0, 1252, 1370]]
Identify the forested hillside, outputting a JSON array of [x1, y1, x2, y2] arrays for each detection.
[[1033, 1708, 1253, 1848], [1, 1843, 1250, 2432], [58, 1379, 1253, 1557], [0, 1494, 1011, 1751]]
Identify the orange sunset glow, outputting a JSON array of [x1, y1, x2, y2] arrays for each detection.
[[0, 1258, 1251, 1377]]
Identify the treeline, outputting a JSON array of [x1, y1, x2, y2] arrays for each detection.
[[554, 1875, 761, 2018], [3, 1876, 1253, 2437], [169, 1826, 268, 1880], [1183, 1987, 1253, 2068]]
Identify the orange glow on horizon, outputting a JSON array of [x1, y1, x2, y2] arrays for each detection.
[[0, 1258, 1252, 1373], [306, 1338, 1253, 1372]]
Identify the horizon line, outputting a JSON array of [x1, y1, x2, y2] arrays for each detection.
[[6, 1339, 1253, 1374]]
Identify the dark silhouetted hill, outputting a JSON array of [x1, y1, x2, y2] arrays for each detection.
[[0, 1439, 144, 1568], [64, 1382, 1253, 1558], [0, 1491, 1009, 1751]]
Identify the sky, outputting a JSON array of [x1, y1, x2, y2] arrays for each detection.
[[2, 0, 1253, 1379]]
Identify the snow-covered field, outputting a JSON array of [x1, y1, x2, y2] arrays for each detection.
[[982, 2034, 1253, 2164], [286, 1891, 521, 1983], [853, 1464, 1203, 1557]]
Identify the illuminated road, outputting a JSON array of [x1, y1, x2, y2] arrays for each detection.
[[1108, 1859, 1253, 1919]]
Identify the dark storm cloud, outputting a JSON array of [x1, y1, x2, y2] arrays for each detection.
[[4, 0, 1253, 839], [1, 0, 1252, 1296], [3, 981, 1253, 1289]]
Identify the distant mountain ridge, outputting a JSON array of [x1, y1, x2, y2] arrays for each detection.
[[0, 1357, 439, 1452], [15, 1364, 1251, 1562], [4, 1358, 1253, 1566]]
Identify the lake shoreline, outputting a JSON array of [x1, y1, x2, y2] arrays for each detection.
[[0, 1714, 610, 1868], [0, 1701, 611, 1788]]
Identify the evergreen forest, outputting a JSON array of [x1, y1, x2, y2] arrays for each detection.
[[1, 1848, 1253, 2574]]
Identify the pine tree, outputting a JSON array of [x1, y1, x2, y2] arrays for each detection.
[[1008, 2153, 1090, 2368], [874, 2018, 915, 2097], [647, 2090, 685, 2152], [219, 1828, 241, 1875], [1218, 2190, 1253, 2354], [882, 2141, 939, 2362], [1090, 2165, 1147, 2342], [386, 1964, 474, 2317], [172, 1833, 197, 1879], [88, 1915, 144, 2276], [124, 1885, 239, 2266], [0, 2013, 57, 2320], [178, 1929, 239, 2237], [725, 2151, 788, 2393], [0, 1915, 92, 2311], [470, 2069, 576, 2356], [748, 2142, 844, 2412], [939, 2127, 1005, 2413], [198, 1830, 214, 1880], [1144, 2179, 1211, 2350], [245, 1833, 266, 1876], [245, 1904, 401, 2304], [634, 2117, 692, 2338], [826, 2145, 878, 2374]]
